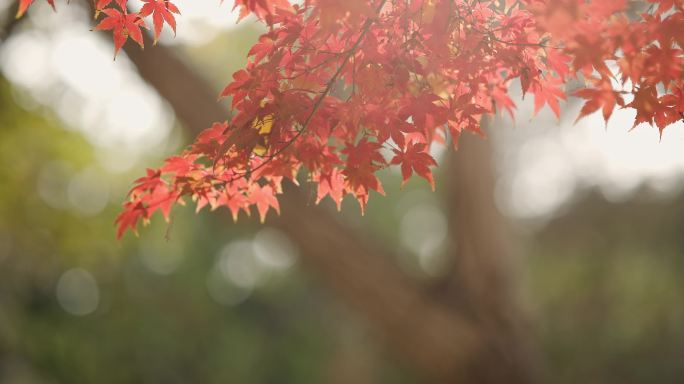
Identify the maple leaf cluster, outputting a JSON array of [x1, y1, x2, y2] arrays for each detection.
[[17, 0, 279, 56], [15, 0, 684, 238], [18, 0, 174, 55], [528, 0, 684, 129]]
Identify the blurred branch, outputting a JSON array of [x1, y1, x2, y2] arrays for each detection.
[[122, 40, 228, 132], [273, 185, 487, 381], [0, 4, 22, 43]]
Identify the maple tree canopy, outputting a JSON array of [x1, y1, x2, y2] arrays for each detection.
[[16, 0, 684, 238]]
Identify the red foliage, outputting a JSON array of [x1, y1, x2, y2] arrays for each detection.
[[16, 0, 684, 238]]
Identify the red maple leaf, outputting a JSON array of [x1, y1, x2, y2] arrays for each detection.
[[574, 82, 625, 124], [342, 140, 386, 213], [139, 0, 180, 43], [94, 8, 146, 58], [531, 76, 567, 119], [116, 201, 146, 239], [626, 85, 682, 132], [232, 0, 293, 22], [316, 168, 346, 211], [216, 191, 250, 222], [248, 184, 280, 223], [95, 0, 127, 12], [391, 142, 438, 190]]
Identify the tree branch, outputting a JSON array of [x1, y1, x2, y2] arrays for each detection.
[[0, 3, 24, 43]]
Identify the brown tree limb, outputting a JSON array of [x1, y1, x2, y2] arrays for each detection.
[[123, 42, 228, 132], [275, 185, 489, 381]]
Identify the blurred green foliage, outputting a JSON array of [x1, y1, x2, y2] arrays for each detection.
[[0, 77, 334, 383], [525, 195, 684, 384]]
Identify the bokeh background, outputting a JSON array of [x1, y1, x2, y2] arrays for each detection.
[[1, 1, 684, 383]]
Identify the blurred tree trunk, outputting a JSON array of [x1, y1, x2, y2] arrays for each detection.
[[437, 132, 540, 383]]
